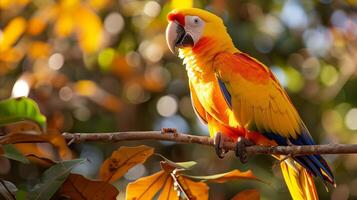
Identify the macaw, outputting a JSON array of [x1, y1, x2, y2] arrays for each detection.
[[165, 8, 335, 200]]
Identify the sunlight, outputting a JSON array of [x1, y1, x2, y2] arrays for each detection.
[[11, 79, 30, 98]]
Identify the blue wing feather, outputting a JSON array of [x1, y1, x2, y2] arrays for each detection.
[[217, 77, 232, 108], [216, 75, 335, 185], [263, 127, 334, 185]]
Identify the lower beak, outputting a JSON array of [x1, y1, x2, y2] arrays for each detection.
[[165, 22, 194, 54]]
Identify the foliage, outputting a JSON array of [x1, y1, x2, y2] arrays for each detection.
[[0, 97, 261, 199], [99, 145, 154, 182], [28, 159, 87, 200], [1, 0, 357, 199], [59, 174, 119, 200], [0, 97, 46, 129]]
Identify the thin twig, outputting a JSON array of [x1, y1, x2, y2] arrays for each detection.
[[62, 130, 357, 156]]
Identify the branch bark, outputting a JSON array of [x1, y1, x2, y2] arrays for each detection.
[[62, 130, 357, 156]]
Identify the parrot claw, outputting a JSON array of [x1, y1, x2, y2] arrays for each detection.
[[235, 137, 254, 164], [214, 132, 228, 159]]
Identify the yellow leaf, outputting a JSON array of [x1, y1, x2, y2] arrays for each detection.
[[0, 17, 26, 52], [60, 0, 80, 9], [126, 170, 169, 200], [158, 178, 179, 200], [0, 0, 29, 9], [55, 13, 74, 37], [28, 6, 57, 36], [75, 7, 103, 53], [28, 41, 51, 59], [99, 145, 154, 182], [171, 0, 192, 9], [28, 18, 47, 35], [74, 80, 97, 96], [126, 160, 208, 200], [0, 48, 24, 63], [59, 174, 119, 200], [89, 0, 110, 10], [231, 189, 260, 200], [177, 176, 209, 200]]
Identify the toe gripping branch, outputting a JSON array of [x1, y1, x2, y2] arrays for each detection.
[[235, 137, 255, 164], [214, 132, 228, 159]]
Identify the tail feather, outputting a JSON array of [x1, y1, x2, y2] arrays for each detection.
[[264, 126, 335, 186], [294, 155, 334, 187], [289, 127, 335, 186], [280, 158, 318, 200]]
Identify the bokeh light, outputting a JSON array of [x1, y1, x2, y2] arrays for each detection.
[[156, 95, 178, 117], [345, 108, 357, 131], [48, 53, 64, 70], [1, 0, 356, 199], [104, 12, 125, 35], [143, 1, 161, 18], [280, 0, 308, 30], [11, 79, 30, 98]]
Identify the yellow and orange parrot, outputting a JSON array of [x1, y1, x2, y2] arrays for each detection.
[[165, 8, 335, 200]]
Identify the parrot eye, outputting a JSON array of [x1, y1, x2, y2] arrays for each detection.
[[187, 16, 202, 27], [194, 18, 200, 24]]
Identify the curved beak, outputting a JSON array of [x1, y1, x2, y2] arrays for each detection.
[[165, 22, 194, 54]]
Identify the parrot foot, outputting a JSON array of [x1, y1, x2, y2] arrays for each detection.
[[235, 137, 254, 164], [214, 132, 228, 159]]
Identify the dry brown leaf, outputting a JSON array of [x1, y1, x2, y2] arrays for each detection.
[[25, 154, 57, 167], [15, 143, 58, 165], [177, 176, 209, 200], [43, 130, 72, 160], [0, 131, 73, 165], [99, 145, 154, 182], [59, 174, 119, 200], [0, 133, 47, 144], [126, 170, 169, 200], [3, 120, 41, 135], [231, 189, 260, 200]]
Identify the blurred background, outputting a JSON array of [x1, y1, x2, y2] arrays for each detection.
[[0, 0, 356, 199]]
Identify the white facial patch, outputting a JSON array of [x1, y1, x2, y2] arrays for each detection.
[[184, 16, 205, 45]]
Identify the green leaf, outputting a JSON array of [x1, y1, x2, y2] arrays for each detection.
[[28, 158, 87, 200], [15, 190, 27, 200], [2, 144, 29, 164], [154, 153, 197, 170], [183, 169, 263, 183], [174, 161, 197, 169], [0, 97, 46, 130]]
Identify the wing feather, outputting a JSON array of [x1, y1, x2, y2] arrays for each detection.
[[189, 81, 207, 124], [213, 52, 335, 184], [214, 52, 301, 138]]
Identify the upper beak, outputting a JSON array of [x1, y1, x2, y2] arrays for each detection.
[[165, 22, 194, 54]]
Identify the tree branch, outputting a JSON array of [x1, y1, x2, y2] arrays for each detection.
[[62, 130, 357, 156]]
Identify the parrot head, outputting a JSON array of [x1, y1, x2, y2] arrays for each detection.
[[166, 8, 233, 54]]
